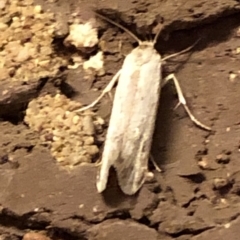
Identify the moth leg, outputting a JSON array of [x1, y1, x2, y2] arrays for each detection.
[[107, 91, 113, 102], [162, 73, 211, 131], [145, 172, 155, 182], [150, 155, 162, 172], [75, 69, 121, 112], [173, 101, 181, 110], [74, 162, 101, 172], [93, 158, 101, 166]]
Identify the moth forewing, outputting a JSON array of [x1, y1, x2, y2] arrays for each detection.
[[97, 44, 161, 195]]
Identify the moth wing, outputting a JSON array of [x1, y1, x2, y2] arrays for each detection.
[[97, 46, 161, 195], [96, 64, 133, 193], [115, 47, 161, 195]]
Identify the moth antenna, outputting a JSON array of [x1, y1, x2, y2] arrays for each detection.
[[162, 38, 201, 61], [153, 23, 163, 45], [153, 0, 193, 45], [95, 12, 142, 44]]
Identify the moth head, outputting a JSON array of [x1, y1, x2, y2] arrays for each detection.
[[140, 41, 155, 47]]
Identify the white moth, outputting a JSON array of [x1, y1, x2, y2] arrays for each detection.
[[76, 13, 211, 195]]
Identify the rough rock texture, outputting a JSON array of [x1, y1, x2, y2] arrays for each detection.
[[24, 93, 104, 167], [0, 0, 240, 239]]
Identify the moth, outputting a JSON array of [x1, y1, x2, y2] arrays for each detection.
[[76, 13, 211, 195]]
